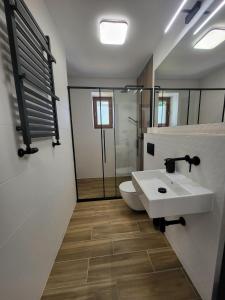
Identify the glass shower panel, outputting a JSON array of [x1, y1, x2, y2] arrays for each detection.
[[70, 88, 104, 200], [99, 89, 116, 198], [198, 90, 225, 124], [114, 89, 138, 196], [188, 90, 200, 125]]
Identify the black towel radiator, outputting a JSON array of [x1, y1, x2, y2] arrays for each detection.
[[4, 0, 60, 157]]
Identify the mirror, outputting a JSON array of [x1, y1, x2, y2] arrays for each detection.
[[155, 2, 225, 127]]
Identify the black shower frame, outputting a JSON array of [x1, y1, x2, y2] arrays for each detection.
[[67, 86, 153, 202]]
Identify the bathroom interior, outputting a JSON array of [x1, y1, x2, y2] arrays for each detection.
[[1, 0, 225, 299]]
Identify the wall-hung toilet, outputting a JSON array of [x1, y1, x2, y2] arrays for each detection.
[[119, 181, 145, 211]]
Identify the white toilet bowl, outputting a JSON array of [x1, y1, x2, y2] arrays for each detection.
[[119, 181, 145, 211]]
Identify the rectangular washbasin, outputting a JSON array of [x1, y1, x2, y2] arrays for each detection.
[[132, 169, 214, 218]]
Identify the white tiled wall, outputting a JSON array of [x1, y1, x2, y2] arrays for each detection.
[[0, 0, 75, 299], [144, 132, 225, 300]]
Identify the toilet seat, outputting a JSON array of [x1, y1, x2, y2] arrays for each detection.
[[119, 181, 145, 211], [119, 181, 136, 193]]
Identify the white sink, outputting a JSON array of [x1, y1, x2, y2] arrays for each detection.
[[132, 169, 214, 218]]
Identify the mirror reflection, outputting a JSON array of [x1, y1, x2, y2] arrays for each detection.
[[155, 3, 225, 127]]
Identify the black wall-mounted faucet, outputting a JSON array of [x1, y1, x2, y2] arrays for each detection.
[[164, 155, 200, 173]]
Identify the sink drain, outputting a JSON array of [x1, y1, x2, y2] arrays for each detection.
[[158, 187, 167, 193]]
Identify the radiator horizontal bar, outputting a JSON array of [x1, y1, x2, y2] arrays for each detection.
[[26, 102, 53, 116], [16, 22, 49, 66], [18, 44, 51, 83], [15, 0, 55, 62], [28, 117, 54, 127], [25, 95, 52, 110], [21, 62, 51, 89], [31, 132, 55, 138], [15, 14, 42, 52], [19, 50, 50, 84], [24, 74, 58, 100], [28, 110, 54, 121], [24, 77, 59, 100], [23, 73, 54, 98], [17, 35, 49, 74], [24, 87, 52, 104], [29, 125, 55, 132]]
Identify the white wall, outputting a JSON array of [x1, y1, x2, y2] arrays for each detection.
[[199, 66, 225, 124], [0, 1, 75, 299], [144, 131, 225, 300], [155, 79, 200, 89], [69, 77, 136, 88]]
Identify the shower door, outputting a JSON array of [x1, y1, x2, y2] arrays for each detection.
[[114, 89, 138, 196], [98, 89, 116, 199], [70, 88, 104, 200]]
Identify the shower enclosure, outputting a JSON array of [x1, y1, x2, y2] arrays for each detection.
[[68, 86, 153, 201]]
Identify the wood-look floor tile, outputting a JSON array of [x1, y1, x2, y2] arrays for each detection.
[[77, 176, 130, 200], [113, 233, 168, 255], [72, 209, 96, 218], [106, 199, 128, 207], [109, 210, 149, 223], [70, 214, 111, 227], [43, 259, 88, 291], [94, 206, 131, 216], [75, 200, 111, 211], [117, 269, 197, 300], [56, 239, 113, 261], [92, 222, 140, 240], [138, 220, 156, 233], [63, 228, 92, 243], [42, 281, 118, 300], [149, 249, 181, 271], [88, 251, 153, 283]]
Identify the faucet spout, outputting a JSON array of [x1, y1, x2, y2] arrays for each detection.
[[164, 155, 200, 173]]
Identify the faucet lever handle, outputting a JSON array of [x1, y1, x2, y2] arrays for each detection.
[[189, 163, 192, 172], [188, 156, 200, 172]]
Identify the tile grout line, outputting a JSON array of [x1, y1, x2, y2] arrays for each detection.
[[56, 247, 174, 265], [146, 250, 155, 272], [112, 246, 170, 257], [115, 279, 121, 300], [112, 239, 115, 255], [91, 227, 93, 241], [86, 258, 90, 283], [86, 268, 190, 287]]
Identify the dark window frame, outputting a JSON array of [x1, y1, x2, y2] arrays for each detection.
[[158, 97, 170, 127], [93, 97, 113, 129]]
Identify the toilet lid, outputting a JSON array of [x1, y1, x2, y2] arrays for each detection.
[[119, 181, 136, 193]]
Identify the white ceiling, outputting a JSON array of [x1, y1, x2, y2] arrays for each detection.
[[156, 1, 225, 80], [45, 0, 181, 78]]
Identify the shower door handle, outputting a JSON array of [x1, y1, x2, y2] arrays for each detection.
[[103, 130, 107, 163]]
